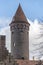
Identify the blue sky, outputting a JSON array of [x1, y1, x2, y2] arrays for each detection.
[[0, 0, 43, 21]]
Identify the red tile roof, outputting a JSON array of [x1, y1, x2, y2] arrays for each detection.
[[10, 4, 30, 25]]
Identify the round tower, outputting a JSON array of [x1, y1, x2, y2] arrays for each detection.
[[10, 4, 30, 60]]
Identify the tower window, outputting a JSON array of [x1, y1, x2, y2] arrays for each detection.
[[21, 57, 24, 60], [14, 43, 15, 47], [12, 31, 14, 34]]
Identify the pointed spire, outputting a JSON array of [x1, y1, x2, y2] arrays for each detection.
[[18, 3, 21, 8], [10, 4, 30, 25]]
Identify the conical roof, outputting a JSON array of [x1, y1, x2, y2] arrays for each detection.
[[10, 4, 30, 25]]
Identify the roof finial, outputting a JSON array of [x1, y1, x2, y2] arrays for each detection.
[[18, 3, 21, 8], [19, 3, 20, 6]]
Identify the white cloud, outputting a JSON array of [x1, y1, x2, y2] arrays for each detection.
[[0, 17, 11, 52], [29, 19, 43, 60]]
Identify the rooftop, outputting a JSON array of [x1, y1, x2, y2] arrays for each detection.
[[10, 4, 30, 25]]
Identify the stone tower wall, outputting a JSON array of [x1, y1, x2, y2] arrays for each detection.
[[10, 4, 30, 60], [11, 23, 29, 59]]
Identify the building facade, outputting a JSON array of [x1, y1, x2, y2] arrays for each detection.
[[0, 35, 8, 61]]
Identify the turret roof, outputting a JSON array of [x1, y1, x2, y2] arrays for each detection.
[[10, 4, 30, 25]]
